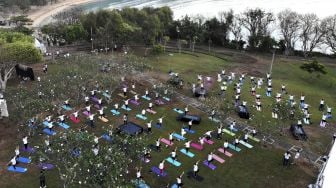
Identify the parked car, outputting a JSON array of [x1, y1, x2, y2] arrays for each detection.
[[290, 124, 308, 140], [236, 105, 250, 119]]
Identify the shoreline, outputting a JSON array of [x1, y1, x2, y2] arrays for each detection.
[[28, 0, 95, 28]]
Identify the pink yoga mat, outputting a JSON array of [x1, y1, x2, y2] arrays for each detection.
[[213, 154, 225, 164], [70, 116, 80, 124], [218, 148, 233, 157], [203, 138, 214, 145], [191, 142, 203, 151], [160, 138, 173, 146]]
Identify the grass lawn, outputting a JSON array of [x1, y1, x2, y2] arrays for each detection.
[[2, 52, 333, 187]]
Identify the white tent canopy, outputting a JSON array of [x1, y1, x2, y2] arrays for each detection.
[[316, 141, 336, 188]]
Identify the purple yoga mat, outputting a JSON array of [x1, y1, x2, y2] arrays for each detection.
[[203, 160, 216, 170], [91, 96, 99, 103], [38, 163, 55, 170], [83, 111, 90, 116], [130, 99, 140, 106], [20, 146, 36, 153], [151, 166, 167, 177], [155, 99, 165, 105]]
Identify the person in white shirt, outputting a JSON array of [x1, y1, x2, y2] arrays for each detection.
[[207, 152, 213, 165], [193, 161, 199, 177], [148, 102, 153, 110], [73, 111, 79, 120], [147, 121, 152, 133], [229, 121, 235, 132], [223, 140, 229, 153], [199, 137, 204, 146], [38, 91, 42, 98], [176, 171, 184, 188], [210, 109, 216, 119], [181, 128, 186, 138], [252, 128, 257, 137], [156, 138, 161, 151], [114, 103, 119, 112], [283, 151, 291, 166], [9, 156, 17, 169], [300, 95, 305, 106], [64, 99, 70, 107], [132, 83, 136, 90], [15, 146, 20, 158], [256, 101, 262, 111], [184, 141, 191, 153], [327, 107, 332, 118], [184, 105, 189, 115], [84, 96, 90, 105], [90, 90, 96, 97], [187, 120, 192, 131], [88, 114, 96, 128], [319, 99, 325, 111], [243, 133, 249, 142], [47, 121, 54, 132], [159, 160, 165, 175], [92, 144, 99, 156], [204, 130, 212, 140], [145, 89, 149, 98], [122, 87, 127, 97], [169, 132, 174, 144], [234, 137, 239, 149], [134, 94, 139, 102], [281, 84, 286, 94], [251, 86, 256, 95], [292, 150, 300, 165], [22, 136, 28, 150], [242, 101, 247, 107], [320, 114, 327, 127], [58, 115, 65, 124], [85, 105, 91, 114], [157, 116, 164, 128], [136, 167, 142, 182], [171, 147, 177, 162], [141, 109, 146, 117], [217, 125, 222, 139], [123, 114, 128, 124], [98, 108, 105, 118]]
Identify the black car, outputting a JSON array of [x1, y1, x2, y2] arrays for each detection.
[[176, 114, 201, 124], [237, 105, 250, 119], [290, 124, 308, 140]]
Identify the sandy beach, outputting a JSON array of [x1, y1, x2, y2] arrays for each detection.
[[28, 0, 95, 27]]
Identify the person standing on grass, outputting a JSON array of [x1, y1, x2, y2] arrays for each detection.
[[123, 87, 127, 97], [159, 160, 165, 175], [320, 114, 327, 127], [64, 99, 70, 108], [98, 107, 105, 119], [136, 167, 142, 183], [281, 84, 286, 94], [123, 114, 128, 125], [193, 161, 199, 177], [283, 151, 291, 166], [243, 133, 249, 143], [319, 99, 325, 111], [148, 102, 153, 111], [300, 94, 305, 107], [88, 114, 96, 128], [15, 146, 20, 158], [169, 132, 174, 144], [204, 130, 212, 140], [157, 116, 164, 128], [181, 127, 186, 138], [234, 137, 239, 149], [327, 107, 332, 118], [85, 105, 91, 115], [217, 125, 222, 139], [156, 138, 161, 151], [141, 109, 146, 117], [114, 103, 119, 113], [145, 89, 149, 98], [84, 96, 89, 105], [147, 121, 152, 133], [292, 150, 300, 165], [199, 137, 204, 147], [210, 109, 216, 120], [223, 140, 229, 153], [124, 99, 129, 109], [134, 94, 139, 102], [188, 120, 192, 131], [39, 170, 46, 188], [58, 114, 65, 124], [176, 171, 184, 188]]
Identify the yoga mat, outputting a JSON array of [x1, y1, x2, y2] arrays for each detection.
[[160, 138, 173, 146], [83, 111, 90, 117], [172, 133, 186, 141], [118, 93, 127, 98], [223, 129, 235, 136], [43, 128, 56, 135], [142, 95, 151, 101], [173, 108, 184, 114], [98, 116, 109, 123], [154, 123, 164, 129], [17, 156, 31, 164], [171, 184, 178, 188], [146, 109, 157, 114], [203, 160, 216, 170], [248, 135, 260, 142], [102, 134, 112, 142], [228, 143, 241, 152], [191, 142, 203, 151], [239, 140, 253, 148], [183, 128, 195, 134], [121, 105, 132, 111], [130, 90, 137, 95], [204, 139, 214, 145], [212, 154, 225, 164], [180, 149, 195, 158], [94, 104, 101, 109], [136, 114, 147, 120], [163, 96, 171, 101], [38, 163, 54, 170], [91, 96, 99, 103], [42, 121, 49, 127], [132, 180, 150, 188], [208, 117, 220, 123], [130, 99, 140, 106], [151, 166, 167, 177], [7, 166, 27, 173], [62, 105, 72, 111], [166, 157, 181, 167], [20, 147, 35, 153], [141, 157, 151, 163], [228, 127, 238, 132], [155, 99, 165, 105], [70, 115, 80, 123], [218, 148, 233, 157], [58, 122, 70, 129], [111, 109, 120, 115], [103, 92, 111, 98]]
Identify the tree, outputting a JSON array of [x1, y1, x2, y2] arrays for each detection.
[[299, 14, 326, 57], [162, 36, 170, 52], [278, 10, 301, 55], [240, 8, 275, 50], [322, 15, 336, 54], [231, 15, 244, 49], [300, 60, 327, 77]]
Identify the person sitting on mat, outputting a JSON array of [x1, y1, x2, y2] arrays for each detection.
[[73, 111, 79, 120], [123, 114, 128, 125], [148, 102, 153, 110], [22, 136, 28, 150], [181, 128, 186, 138], [193, 161, 199, 177], [64, 99, 70, 108], [85, 105, 91, 114], [147, 121, 152, 133], [8, 156, 17, 170], [207, 152, 213, 165], [136, 167, 142, 183], [234, 137, 239, 149], [15, 146, 20, 158], [156, 138, 161, 151], [145, 89, 149, 98], [134, 94, 139, 102], [84, 96, 89, 105], [244, 133, 249, 142], [58, 115, 65, 124], [223, 140, 229, 153], [159, 160, 165, 175], [184, 105, 189, 115], [169, 132, 174, 144], [184, 141, 191, 153], [188, 120, 192, 131], [171, 147, 177, 162], [123, 87, 127, 97], [204, 130, 212, 140], [141, 109, 146, 117], [176, 171, 184, 188], [327, 106, 332, 118], [88, 114, 96, 128]]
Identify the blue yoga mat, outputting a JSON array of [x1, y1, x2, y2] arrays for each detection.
[[58, 122, 70, 129], [103, 93, 111, 98], [43, 128, 56, 135], [43, 121, 50, 127], [183, 128, 195, 134], [228, 143, 241, 152], [166, 157, 182, 167], [173, 108, 184, 114], [151, 166, 167, 177], [62, 105, 72, 111], [229, 127, 238, 132], [121, 105, 132, 111], [154, 123, 164, 129], [136, 114, 147, 120], [171, 184, 178, 188], [142, 95, 151, 101], [111, 109, 120, 115], [180, 148, 195, 158], [102, 134, 112, 142], [173, 133, 186, 141], [17, 157, 31, 164], [163, 97, 171, 101], [7, 166, 27, 173]]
